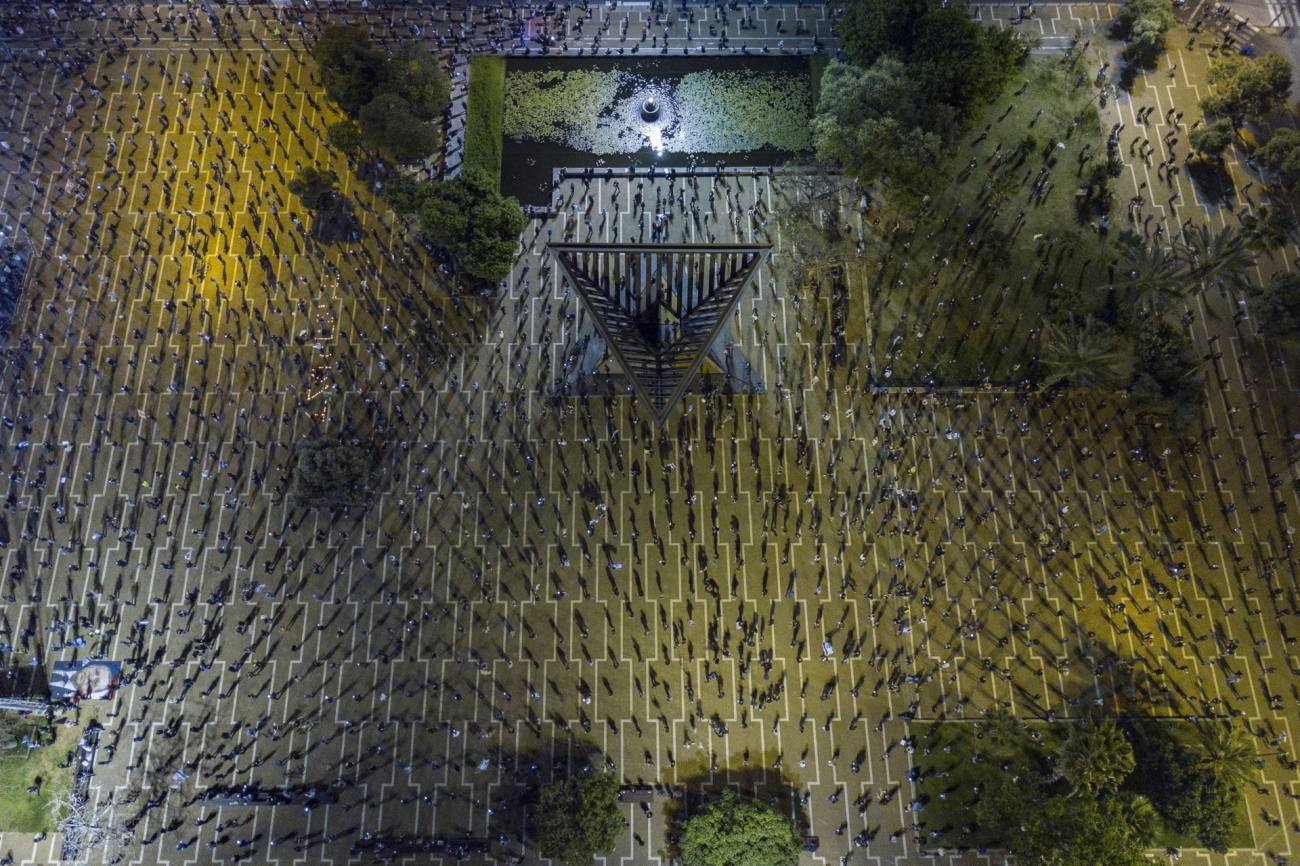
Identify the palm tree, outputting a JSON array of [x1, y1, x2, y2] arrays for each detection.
[[1195, 722, 1256, 791], [1056, 715, 1136, 796], [1123, 793, 1160, 845], [1177, 224, 1259, 295], [1240, 203, 1296, 253], [1111, 239, 1188, 318], [1039, 316, 1133, 391]]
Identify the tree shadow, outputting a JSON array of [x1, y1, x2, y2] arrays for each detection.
[[310, 198, 362, 244], [1118, 63, 1141, 92], [1186, 159, 1238, 208]]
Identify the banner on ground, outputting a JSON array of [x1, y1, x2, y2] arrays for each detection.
[[49, 660, 121, 701]]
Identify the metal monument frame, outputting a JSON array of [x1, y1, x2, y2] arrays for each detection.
[[550, 242, 770, 427]]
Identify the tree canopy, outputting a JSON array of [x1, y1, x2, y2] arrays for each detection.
[[1201, 52, 1292, 122], [291, 440, 373, 508], [1040, 316, 1133, 391], [418, 168, 526, 281], [388, 46, 452, 120], [1112, 0, 1176, 66], [327, 119, 365, 156], [534, 770, 625, 866], [1255, 127, 1300, 188], [836, 0, 1026, 124], [678, 791, 800, 866], [971, 717, 1159, 866], [1188, 118, 1236, 158], [974, 753, 1155, 866], [312, 25, 449, 164], [1057, 715, 1136, 796], [312, 25, 387, 115], [288, 166, 340, 212], [1252, 271, 1300, 341], [359, 92, 440, 164], [1128, 320, 1204, 431], [812, 58, 943, 191], [1129, 721, 1251, 852], [817, 0, 1025, 190]]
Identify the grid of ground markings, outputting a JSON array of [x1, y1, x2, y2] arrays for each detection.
[[0, 4, 1297, 866]]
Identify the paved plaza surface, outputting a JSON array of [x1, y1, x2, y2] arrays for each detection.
[[0, 2, 1296, 866]]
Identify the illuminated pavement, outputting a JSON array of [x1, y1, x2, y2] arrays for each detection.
[[0, 4, 1296, 866]]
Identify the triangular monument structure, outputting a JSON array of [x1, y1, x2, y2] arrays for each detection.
[[550, 242, 769, 427]]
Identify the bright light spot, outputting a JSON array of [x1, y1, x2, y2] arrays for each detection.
[[645, 124, 665, 155]]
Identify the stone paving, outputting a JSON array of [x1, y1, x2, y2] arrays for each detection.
[[0, 3, 1295, 866]]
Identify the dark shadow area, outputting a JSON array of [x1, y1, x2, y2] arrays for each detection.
[[1186, 158, 1238, 207], [310, 198, 362, 244], [1118, 63, 1140, 92], [0, 661, 48, 703]]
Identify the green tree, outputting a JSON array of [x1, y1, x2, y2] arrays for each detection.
[[1201, 52, 1292, 122], [1128, 320, 1204, 431], [359, 93, 439, 164], [837, 0, 933, 68], [1241, 203, 1297, 251], [812, 59, 942, 191], [1040, 316, 1133, 391], [1188, 118, 1237, 159], [1195, 723, 1256, 792], [534, 770, 624, 866], [1196, 781, 1240, 851], [1251, 271, 1300, 340], [1020, 794, 1156, 866], [836, 0, 1025, 125], [1126, 721, 1247, 850], [1177, 224, 1257, 294], [1254, 127, 1300, 189], [418, 168, 525, 281], [1111, 238, 1187, 320], [327, 119, 365, 156], [291, 440, 373, 508], [289, 167, 356, 241], [773, 176, 860, 289], [388, 46, 451, 121], [909, 8, 1027, 126], [976, 759, 1155, 866], [1056, 715, 1137, 795], [311, 25, 386, 114], [382, 172, 434, 216], [679, 790, 800, 866], [1112, 0, 1175, 66], [288, 166, 339, 212]]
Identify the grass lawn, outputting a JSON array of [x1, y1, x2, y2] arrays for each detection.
[[0, 722, 77, 833], [911, 720, 1253, 851], [911, 720, 1066, 849], [465, 55, 506, 188], [858, 49, 1115, 386], [809, 53, 830, 114]]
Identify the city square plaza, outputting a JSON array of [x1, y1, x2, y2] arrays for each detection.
[[0, 1, 1295, 865]]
